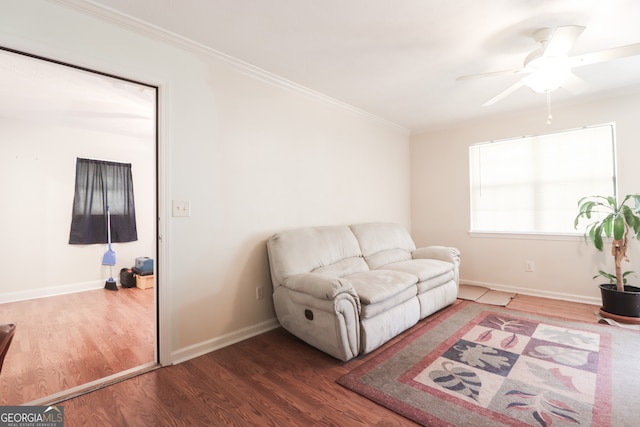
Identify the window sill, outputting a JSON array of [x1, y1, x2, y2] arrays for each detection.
[[468, 231, 586, 242]]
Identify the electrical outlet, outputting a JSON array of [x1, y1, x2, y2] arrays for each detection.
[[525, 260, 535, 272], [256, 286, 264, 300]]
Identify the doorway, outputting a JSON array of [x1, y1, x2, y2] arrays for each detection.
[[0, 47, 159, 404]]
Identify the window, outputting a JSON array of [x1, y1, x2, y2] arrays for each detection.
[[69, 158, 138, 244], [469, 123, 616, 235]]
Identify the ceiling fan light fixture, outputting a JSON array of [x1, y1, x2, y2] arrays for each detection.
[[523, 56, 570, 93]]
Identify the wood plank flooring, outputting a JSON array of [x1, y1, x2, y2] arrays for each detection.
[[0, 286, 155, 405], [57, 295, 601, 427]]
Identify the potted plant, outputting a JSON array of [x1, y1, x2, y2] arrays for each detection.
[[574, 194, 640, 319]]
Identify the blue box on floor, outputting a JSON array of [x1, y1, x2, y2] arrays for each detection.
[[135, 257, 154, 273]]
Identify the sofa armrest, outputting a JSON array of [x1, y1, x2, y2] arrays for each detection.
[[274, 276, 361, 361], [283, 273, 359, 302], [412, 246, 461, 267], [413, 246, 461, 287]]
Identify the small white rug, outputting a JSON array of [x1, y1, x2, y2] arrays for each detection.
[[457, 284, 489, 301], [596, 312, 640, 330], [458, 284, 516, 307]]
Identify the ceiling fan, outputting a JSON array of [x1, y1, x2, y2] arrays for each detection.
[[458, 25, 640, 107]]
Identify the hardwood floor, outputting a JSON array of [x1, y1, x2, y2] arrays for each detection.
[[507, 294, 600, 321], [0, 286, 155, 405], [57, 295, 600, 427]]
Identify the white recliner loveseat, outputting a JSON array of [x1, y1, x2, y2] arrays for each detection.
[[266, 222, 460, 361]]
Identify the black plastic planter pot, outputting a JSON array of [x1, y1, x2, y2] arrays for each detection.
[[599, 283, 640, 318]]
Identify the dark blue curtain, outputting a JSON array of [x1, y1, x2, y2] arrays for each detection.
[[69, 158, 138, 244]]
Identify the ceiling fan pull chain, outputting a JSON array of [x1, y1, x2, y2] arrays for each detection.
[[546, 91, 553, 124]]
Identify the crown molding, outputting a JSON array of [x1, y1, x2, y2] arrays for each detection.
[[48, 0, 409, 134]]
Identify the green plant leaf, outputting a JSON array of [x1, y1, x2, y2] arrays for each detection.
[[584, 206, 592, 219], [577, 196, 589, 206], [613, 215, 625, 240], [594, 224, 604, 250], [581, 200, 597, 219], [623, 198, 640, 237], [593, 270, 616, 283], [603, 215, 613, 238], [619, 194, 631, 206], [622, 205, 638, 233], [622, 203, 633, 219], [595, 270, 637, 285]]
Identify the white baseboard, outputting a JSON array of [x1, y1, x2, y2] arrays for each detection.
[[171, 279, 602, 366], [461, 279, 602, 306], [171, 318, 281, 365], [0, 280, 105, 304]]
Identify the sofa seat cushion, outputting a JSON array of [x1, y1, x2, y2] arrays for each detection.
[[379, 259, 454, 292], [345, 269, 417, 302], [345, 270, 417, 319], [416, 269, 455, 293], [358, 285, 418, 319]]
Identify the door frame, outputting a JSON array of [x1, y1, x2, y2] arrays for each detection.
[[0, 45, 171, 403], [156, 83, 171, 367]]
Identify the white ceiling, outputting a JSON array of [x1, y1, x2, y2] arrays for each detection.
[[87, 0, 640, 133], [0, 48, 156, 138]]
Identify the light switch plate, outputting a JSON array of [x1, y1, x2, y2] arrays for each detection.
[[172, 200, 191, 217]]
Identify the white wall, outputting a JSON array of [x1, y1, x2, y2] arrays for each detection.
[[0, 1, 410, 360], [411, 88, 640, 304]]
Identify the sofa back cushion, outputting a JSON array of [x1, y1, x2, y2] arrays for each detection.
[[267, 225, 367, 286], [350, 223, 416, 269]]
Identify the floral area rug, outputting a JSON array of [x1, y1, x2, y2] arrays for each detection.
[[337, 301, 639, 426]]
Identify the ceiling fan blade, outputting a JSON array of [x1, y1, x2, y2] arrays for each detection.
[[458, 26, 584, 82], [482, 80, 525, 106], [456, 67, 525, 81], [542, 25, 585, 56], [568, 43, 640, 68], [561, 72, 589, 94]]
